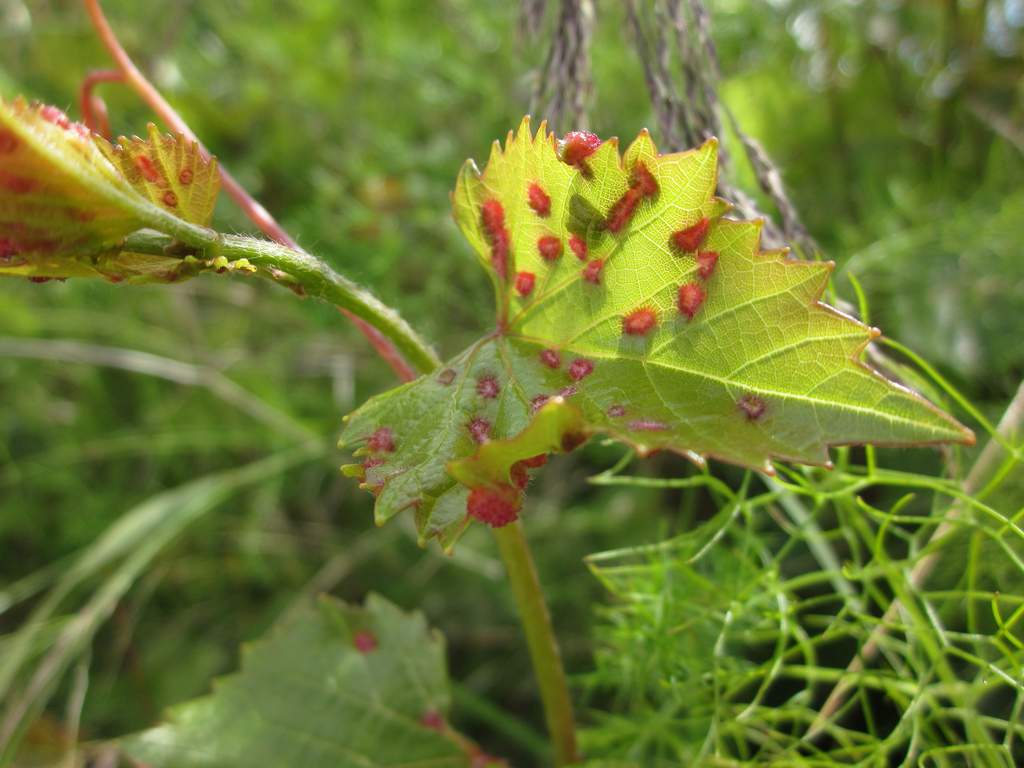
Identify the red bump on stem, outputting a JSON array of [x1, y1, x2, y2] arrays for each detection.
[[467, 485, 520, 527], [527, 182, 551, 217], [671, 217, 710, 253], [622, 306, 658, 336]]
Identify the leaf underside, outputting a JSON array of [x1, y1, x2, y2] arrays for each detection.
[[121, 595, 480, 768], [340, 118, 972, 550], [0, 97, 221, 282]]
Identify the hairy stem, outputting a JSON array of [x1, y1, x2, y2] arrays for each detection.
[[493, 522, 578, 766]]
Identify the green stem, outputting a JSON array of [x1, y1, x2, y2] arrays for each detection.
[[493, 521, 579, 766]]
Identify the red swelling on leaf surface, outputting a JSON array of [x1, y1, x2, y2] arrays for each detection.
[[582, 258, 604, 284], [605, 188, 641, 233], [468, 417, 492, 444], [367, 427, 395, 453], [481, 199, 510, 278], [467, 485, 520, 527], [677, 282, 706, 320], [537, 235, 562, 261], [476, 375, 500, 399], [353, 630, 377, 653], [515, 270, 535, 297], [697, 250, 718, 279], [672, 217, 710, 252], [631, 161, 659, 197], [623, 306, 658, 336], [560, 130, 601, 169], [568, 234, 587, 260], [527, 182, 551, 217], [738, 393, 767, 421], [539, 348, 561, 369], [568, 357, 594, 381]]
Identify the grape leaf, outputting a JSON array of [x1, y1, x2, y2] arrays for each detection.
[[121, 594, 502, 768], [340, 118, 972, 550], [0, 98, 222, 282]]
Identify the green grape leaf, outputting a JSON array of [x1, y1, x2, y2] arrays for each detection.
[[121, 594, 502, 768], [0, 98, 220, 282], [341, 119, 973, 548]]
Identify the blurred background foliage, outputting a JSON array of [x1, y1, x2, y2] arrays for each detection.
[[0, 0, 1021, 765]]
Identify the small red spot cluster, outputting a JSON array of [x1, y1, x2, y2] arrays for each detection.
[[467, 485, 520, 527], [0, 130, 18, 154], [468, 416, 492, 444], [582, 258, 604, 284], [623, 306, 658, 336], [671, 217, 710, 253], [134, 154, 162, 184], [568, 358, 594, 381], [607, 404, 627, 418], [738, 393, 767, 421], [162, 190, 178, 208], [696, 250, 719, 280], [515, 270, 535, 297], [560, 130, 602, 170], [438, 368, 456, 385], [605, 161, 660, 234], [539, 348, 561, 369], [420, 710, 445, 731], [39, 105, 71, 130], [353, 630, 377, 653], [677, 282, 706, 320], [537, 235, 562, 261], [476, 375, 500, 399], [527, 182, 551, 217], [629, 419, 669, 432], [178, 168, 193, 185], [568, 234, 587, 261], [1, 173, 36, 195], [367, 427, 395, 453], [530, 394, 550, 412], [481, 199, 510, 279]]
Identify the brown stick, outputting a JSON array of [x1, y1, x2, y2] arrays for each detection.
[[81, 0, 418, 383]]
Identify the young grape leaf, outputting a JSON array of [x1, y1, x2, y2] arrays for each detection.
[[340, 118, 972, 550], [121, 594, 502, 768], [0, 98, 221, 282]]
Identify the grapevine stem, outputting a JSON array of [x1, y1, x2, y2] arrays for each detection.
[[493, 522, 579, 766], [81, 0, 423, 382]]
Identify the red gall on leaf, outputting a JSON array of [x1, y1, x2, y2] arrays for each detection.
[[530, 394, 550, 412], [605, 187, 641, 233], [527, 182, 551, 217], [559, 384, 578, 398], [480, 198, 505, 233], [671, 217, 710, 253], [366, 427, 395, 453], [537, 235, 562, 261], [560, 130, 601, 170], [568, 357, 594, 381], [510, 461, 529, 490], [738, 393, 767, 421], [521, 454, 548, 469], [629, 419, 669, 432], [353, 630, 378, 653], [134, 154, 162, 184], [607, 404, 627, 418], [467, 484, 520, 527], [631, 161, 659, 198], [468, 417, 492, 444], [178, 168, 193, 185], [0, 130, 17, 154], [420, 710, 445, 731], [162, 190, 178, 208], [582, 258, 604, 284], [622, 306, 658, 336], [362, 457, 385, 471], [515, 270, 535, 297], [476, 375, 500, 399], [696, 250, 719, 279], [539, 348, 561, 369], [568, 234, 587, 260], [561, 431, 587, 452], [677, 282, 706, 320], [480, 199, 510, 279]]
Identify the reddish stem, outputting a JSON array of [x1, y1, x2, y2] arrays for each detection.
[[79, 69, 121, 138], [82, 0, 417, 383]]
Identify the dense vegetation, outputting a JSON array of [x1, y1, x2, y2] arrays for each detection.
[[1, 1, 1021, 766]]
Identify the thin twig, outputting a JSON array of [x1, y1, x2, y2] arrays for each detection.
[[808, 378, 1024, 737], [529, 0, 595, 133], [81, 0, 420, 383]]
